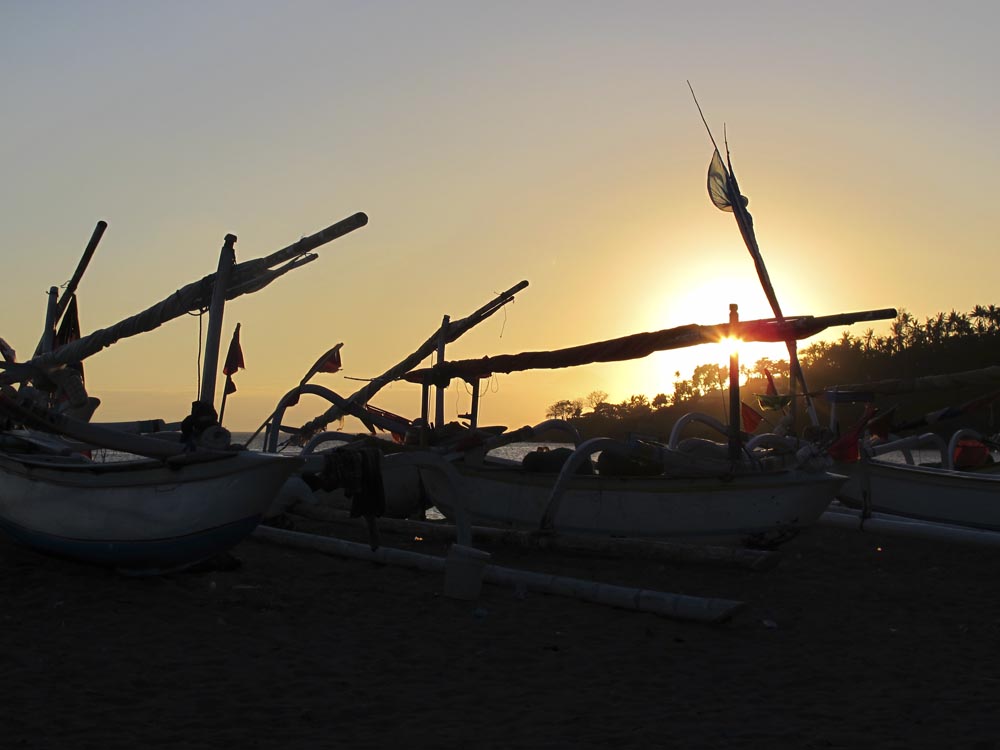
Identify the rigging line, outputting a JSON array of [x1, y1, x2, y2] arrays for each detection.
[[495, 292, 510, 339], [687, 81, 723, 161]]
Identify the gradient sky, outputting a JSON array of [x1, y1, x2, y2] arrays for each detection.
[[3, 1, 997, 431]]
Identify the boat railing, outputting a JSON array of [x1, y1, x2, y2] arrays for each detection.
[[538, 437, 629, 532], [865, 432, 950, 468], [298, 431, 368, 455], [667, 412, 728, 449], [451, 419, 583, 463], [262, 384, 408, 453], [666, 412, 815, 469]]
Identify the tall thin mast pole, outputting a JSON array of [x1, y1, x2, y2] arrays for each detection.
[[199, 234, 237, 409], [728, 304, 741, 461], [435, 314, 450, 427]]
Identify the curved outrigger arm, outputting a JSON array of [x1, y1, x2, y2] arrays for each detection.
[[261, 384, 410, 453]]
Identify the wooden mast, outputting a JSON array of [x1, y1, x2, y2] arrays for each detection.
[[199, 234, 237, 409]]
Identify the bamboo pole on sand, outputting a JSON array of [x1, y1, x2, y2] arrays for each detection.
[[820, 504, 1000, 547], [288, 502, 781, 570], [252, 525, 745, 624]]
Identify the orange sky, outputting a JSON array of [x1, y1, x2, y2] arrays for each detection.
[[3, 2, 997, 431]]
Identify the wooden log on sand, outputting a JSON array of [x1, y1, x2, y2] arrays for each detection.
[[252, 525, 745, 624]]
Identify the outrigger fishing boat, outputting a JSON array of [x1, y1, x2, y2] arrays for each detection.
[[825, 367, 1000, 532], [385, 306, 896, 548], [0, 213, 366, 572], [0, 413, 303, 573]]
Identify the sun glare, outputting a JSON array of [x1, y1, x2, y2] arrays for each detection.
[[719, 335, 742, 358]]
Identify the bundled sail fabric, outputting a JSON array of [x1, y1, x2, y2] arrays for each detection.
[[757, 369, 792, 412], [223, 323, 245, 395], [708, 149, 749, 213]]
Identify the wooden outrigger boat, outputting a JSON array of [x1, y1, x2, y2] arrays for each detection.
[[826, 368, 1000, 532], [0, 213, 366, 571], [387, 306, 896, 548], [0, 425, 302, 573]]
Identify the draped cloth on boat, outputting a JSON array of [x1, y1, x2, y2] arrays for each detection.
[[402, 309, 897, 387], [300, 446, 386, 519]]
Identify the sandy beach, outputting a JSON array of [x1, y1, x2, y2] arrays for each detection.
[[3, 512, 999, 750]]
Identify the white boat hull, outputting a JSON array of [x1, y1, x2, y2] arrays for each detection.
[[0, 451, 303, 571], [837, 460, 1000, 531], [424, 463, 846, 546]]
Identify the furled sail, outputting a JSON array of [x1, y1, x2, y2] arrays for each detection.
[[707, 149, 748, 213], [402, 308, 897, 387]]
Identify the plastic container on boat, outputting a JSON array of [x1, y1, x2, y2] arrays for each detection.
[[443, 544, 492, 601]]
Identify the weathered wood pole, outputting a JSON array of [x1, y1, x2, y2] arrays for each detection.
[[42, 287, 59, 355], [435, 314, 450, 427], [199, 234, 237, 409], [728, 303, 741, 461]]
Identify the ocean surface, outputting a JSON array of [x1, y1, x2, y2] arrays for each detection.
[[87, 429, 951, 468], [231, 432, 573, 463]]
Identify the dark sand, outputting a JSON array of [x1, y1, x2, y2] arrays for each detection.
[[3, 514, 999, 749]]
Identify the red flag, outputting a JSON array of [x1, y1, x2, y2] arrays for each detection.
[[55, 295, 85, 383], [300, 343, 344, 386], [828, 404, 877, 463], [316, 346, 342, 374], [741, 401, 764, 432], [223, 323, 244, 394]]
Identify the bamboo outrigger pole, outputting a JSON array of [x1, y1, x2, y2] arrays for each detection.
[[288, 279, 529, 441], [199, 234, 237, 409], [13, 212, 368, 377], [31, 220, 108, 359]]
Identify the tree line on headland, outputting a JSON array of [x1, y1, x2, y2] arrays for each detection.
[[542, 306, 1000, 441]]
